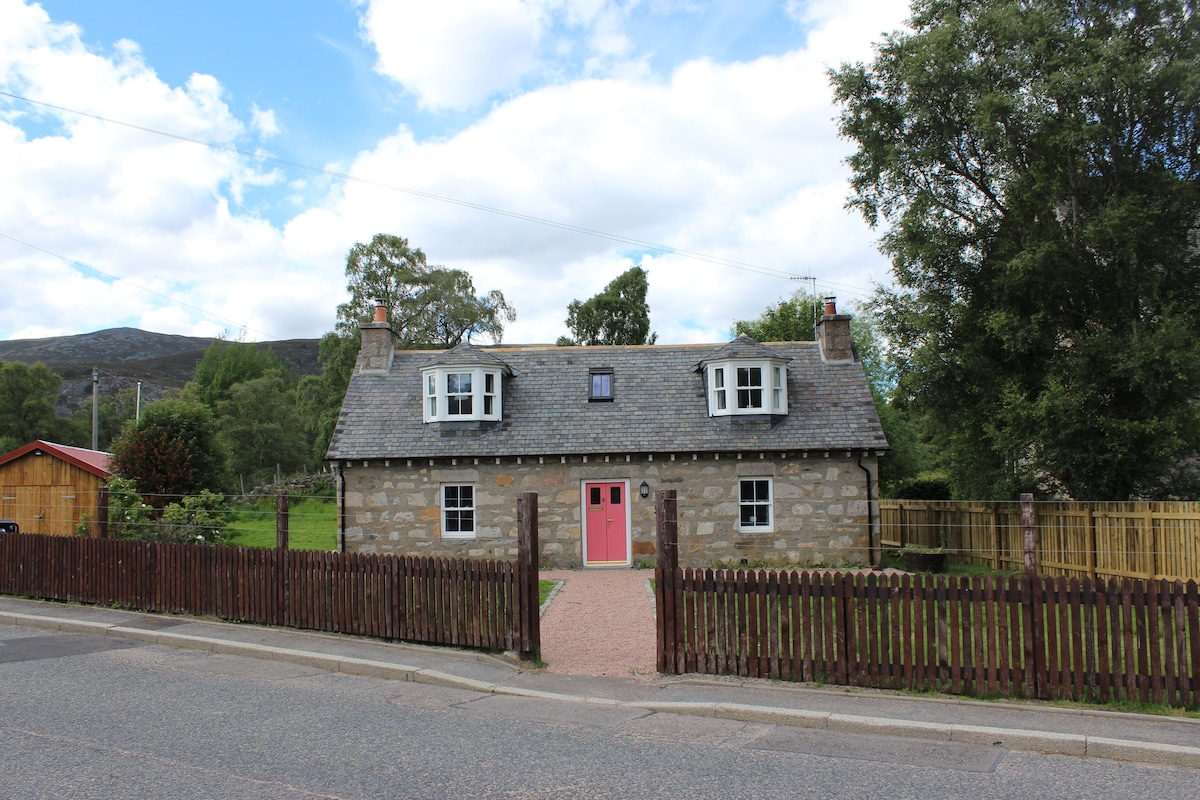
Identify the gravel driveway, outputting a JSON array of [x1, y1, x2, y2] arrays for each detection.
[[539, 569, 658, 680]]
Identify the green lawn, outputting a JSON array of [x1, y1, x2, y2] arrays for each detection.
[[222, 496, 337, 550]]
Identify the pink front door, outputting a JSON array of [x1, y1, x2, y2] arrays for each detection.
[[584, 482, 628, 565]]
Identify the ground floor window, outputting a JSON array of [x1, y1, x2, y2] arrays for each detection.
[[738, 477, 772, 531], [442, 484, 475, 538]]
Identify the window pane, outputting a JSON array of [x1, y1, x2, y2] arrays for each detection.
[[714, 367, 724, 388], [485, 373, 494, 392], [444, 486, 460, 507], [737, 367, 762, 387], [610, 486, 621, 504], [484, 396, 494, 415], [592, 373, 611, 397], [590, 487, 601, 505], [738, 388, 764, 408]]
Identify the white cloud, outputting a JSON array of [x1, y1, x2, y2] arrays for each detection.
[[359, 0, 547, 110], [290, 1, 906, 343], [1, 0, 911, 347], [251, 103, 280, 137]]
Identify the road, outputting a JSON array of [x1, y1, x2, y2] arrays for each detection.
[[1, 627, 1196, 799]]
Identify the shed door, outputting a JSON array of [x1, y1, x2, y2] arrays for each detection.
[[584, 482, 629, 566]]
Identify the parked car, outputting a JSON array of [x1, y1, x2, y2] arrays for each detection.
[[0, 519, 18, 533]]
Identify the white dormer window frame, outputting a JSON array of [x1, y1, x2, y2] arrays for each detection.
[[705, 359, 788, 416], [422, 367, 503, 422]]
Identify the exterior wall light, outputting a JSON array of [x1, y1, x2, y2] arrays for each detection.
[[639, 480, 650, 499]]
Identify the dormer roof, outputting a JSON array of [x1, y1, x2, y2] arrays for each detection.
[[421, 341, 514, 374], [694, 334, 791, 371]]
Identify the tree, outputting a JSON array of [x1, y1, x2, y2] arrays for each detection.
[[559, 267, 657, 346], [336, 233, 515, 347], [109, 399, 231, 505], [184, 339, 286, 408], [0, 361, 69, 452], [733, 291, 823, 342], [69, 387, 138, 452], [217, 373, 311, 486], [831, 0, 1200, 500], [297, 330, 360, 461]]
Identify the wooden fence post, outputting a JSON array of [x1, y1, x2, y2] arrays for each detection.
[[1020, 492, 1045, 698], [97, 486, 109, 539], [516, 492, 540, 662], [655, 489, 679, 674], [1021, 493, 1037, 579], [276, 489, 289, 550]]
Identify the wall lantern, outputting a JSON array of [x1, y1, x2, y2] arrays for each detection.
[[639, 480, 650, 499]]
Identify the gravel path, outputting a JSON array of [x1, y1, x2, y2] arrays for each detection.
[[539, 570, 658, 680]]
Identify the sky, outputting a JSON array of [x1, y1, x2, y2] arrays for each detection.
[[0, 0, 912, 345]]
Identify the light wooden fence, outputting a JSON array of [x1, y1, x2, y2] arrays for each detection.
[[879, 500, 1200, 581]]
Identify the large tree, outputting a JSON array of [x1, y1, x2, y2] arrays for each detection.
[[558, 266, 657, 346], [109, 399, 231, 505], [831, 0, 1200, 500], [216, 373, 311, 487], [335, 233, 515, 346], [184, 339, 286, 408], [0, 361, 69, 452], [733, 290, 823, 343]]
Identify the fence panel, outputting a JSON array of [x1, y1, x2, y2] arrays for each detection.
[[880, 500, 1200, 582], [0, 533, 532, 654], [659, 565, 1199, 706]]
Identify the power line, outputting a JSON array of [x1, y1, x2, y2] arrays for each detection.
[[0, 90, 820, 283], [0, 231, 280, 341]]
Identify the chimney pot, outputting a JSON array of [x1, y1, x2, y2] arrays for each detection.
[[373, 304, 387, 323], [824, 296, 837, 316]]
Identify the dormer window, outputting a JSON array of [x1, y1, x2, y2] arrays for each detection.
[[422, 367, 503, 422], [705, 359, 788, 416]]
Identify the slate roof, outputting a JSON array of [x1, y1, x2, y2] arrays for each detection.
[[326, 340, 889, 461]]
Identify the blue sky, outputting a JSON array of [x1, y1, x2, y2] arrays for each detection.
[[1, 0, 911, 344]]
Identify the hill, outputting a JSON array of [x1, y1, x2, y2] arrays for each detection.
[[0, 328, 323, 414]]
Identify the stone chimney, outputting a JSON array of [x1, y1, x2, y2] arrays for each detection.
[[358, 302, 395, 373], [815, 296, 855, 364]]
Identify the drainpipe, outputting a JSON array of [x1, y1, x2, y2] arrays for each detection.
[[857, 454, 877, 568], [336, 460, 345, 552]]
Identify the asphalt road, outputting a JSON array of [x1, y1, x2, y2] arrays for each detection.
[[1, 627, 1197, 799]]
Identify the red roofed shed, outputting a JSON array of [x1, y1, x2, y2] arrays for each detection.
[[0, 440, 113, 537]]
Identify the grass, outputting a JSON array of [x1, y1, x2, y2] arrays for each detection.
[[222, 496, 337, 550], [539, 579, 556, 607]]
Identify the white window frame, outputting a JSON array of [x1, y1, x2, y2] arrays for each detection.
[[441, 483, 476, 538], [421, 367, 503, 422], [706, 360, 788, 416], [738, 477, 773, 532]]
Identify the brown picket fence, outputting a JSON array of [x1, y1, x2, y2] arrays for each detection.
[[0, 527, 540, 656], [655, 491, 1200, 706]]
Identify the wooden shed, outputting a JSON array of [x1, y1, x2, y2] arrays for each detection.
[[0, 440, 112, 537]]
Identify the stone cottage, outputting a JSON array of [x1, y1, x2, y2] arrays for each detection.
[[326, 301, 888, 568]]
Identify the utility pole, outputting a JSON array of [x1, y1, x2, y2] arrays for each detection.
[[91, 367, 99, 451]]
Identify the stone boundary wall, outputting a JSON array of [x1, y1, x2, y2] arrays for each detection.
[[340, 453, 877, 569]]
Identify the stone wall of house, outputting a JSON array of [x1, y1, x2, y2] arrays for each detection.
[[339, 452, 878, 569]]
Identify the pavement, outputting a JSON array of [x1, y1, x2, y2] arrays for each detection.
[[2, 594, 1199, 770]]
